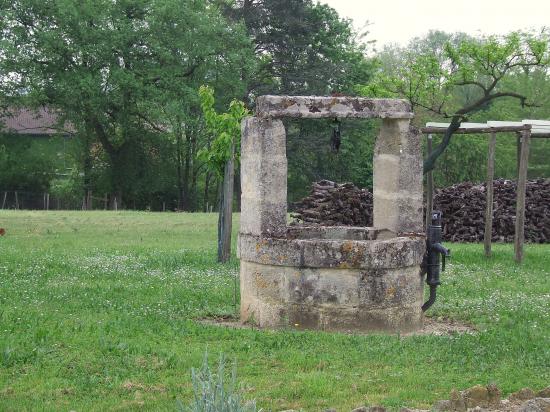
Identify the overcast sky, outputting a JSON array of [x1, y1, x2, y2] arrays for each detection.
[[319, 0, 550, 48]]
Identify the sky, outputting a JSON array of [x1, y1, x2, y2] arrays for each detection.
[[320, 0, 550, 48]]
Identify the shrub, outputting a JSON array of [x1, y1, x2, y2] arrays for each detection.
[[177, 352, 258, 412]]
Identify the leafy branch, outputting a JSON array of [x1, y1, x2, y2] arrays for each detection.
[[363, 30, 549, 173], [197, 85, 249, 177]]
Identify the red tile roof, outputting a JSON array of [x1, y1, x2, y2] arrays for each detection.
[[1, 107, 75, 135]]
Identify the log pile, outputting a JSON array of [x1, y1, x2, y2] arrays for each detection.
[[292, 178, 550, 243], [290, 180, 373, 226], [434, 178, 550, 243]]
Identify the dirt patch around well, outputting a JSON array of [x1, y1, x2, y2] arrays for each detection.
[[403, 316, 476, 336], [198, 315, 476, 337]]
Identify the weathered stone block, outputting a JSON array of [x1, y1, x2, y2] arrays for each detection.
[[240, 117, 287, 237], [238, 233, 425, 270], [239, 260, 424, 332], [373, 119, 423, 233], [373, 195, 423, 234], [256, 95, 413, 119], [286, 225, 380, 241]]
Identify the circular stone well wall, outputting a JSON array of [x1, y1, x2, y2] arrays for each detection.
[[239, 231, 425, 332]]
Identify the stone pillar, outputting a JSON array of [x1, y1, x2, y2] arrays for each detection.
[[373, 119, 423, 233], [240, 117, 287, 237]]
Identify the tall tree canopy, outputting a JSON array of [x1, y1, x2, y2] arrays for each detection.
[[0, 0, 252, 207], [225, 0, 373, 98]]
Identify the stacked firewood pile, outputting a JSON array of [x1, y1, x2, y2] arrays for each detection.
[[292, 178, 550, 243], [290, 180, 373, 226], [434, 178, 550, 243]]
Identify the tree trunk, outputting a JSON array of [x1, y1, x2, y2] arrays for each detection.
[[109, 150, 125, 210], [189, 128, 198, 211], [218, 144, 234, 263], [176, 128, 185, 210], [191, 167, 199, 212], [82, 135, 93, 210], [86, 190, 92, 210], [203, 171, 211, 212], [234, 167, 241, 212]]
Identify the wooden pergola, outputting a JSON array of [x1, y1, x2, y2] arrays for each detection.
[[421, 119, 550, 263]]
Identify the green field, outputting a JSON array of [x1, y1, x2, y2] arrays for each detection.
[[0, 211, 549, 411]]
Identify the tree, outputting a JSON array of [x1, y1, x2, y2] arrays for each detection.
[[198, 85, 249, 263], [0, 133, 56, 192], [226, 0, 373, 98], [0, 0, 252, 208], [363, 30, 550, 173]]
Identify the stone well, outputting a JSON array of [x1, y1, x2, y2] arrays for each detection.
[[237, 96, 425, 333]]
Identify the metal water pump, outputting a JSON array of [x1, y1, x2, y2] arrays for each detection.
[[422, 210, 451, 312]]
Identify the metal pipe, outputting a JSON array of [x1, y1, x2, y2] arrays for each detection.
[[422, 285, 438, 312], [422, 211, 450, 312]]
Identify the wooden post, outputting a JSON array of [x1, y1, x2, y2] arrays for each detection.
[[218, 144, 234, 263], [514, 128, 531, 263], [46, 193, 50, 211], [516, 132, 521, 177], [14, 191, 19, 209], [484, 132, 497, 257], [86, 190, 92, 210], [425, 134, 434, 230]]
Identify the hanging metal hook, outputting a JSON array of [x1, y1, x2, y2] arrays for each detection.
[[330, 117, 341, 153]]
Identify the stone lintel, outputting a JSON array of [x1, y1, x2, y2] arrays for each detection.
[[256, 95, 413, 119]]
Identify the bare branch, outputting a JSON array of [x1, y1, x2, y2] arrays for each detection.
[[454, 79, 488, 93], [456, 91, 534, 115], [423, 115, 464, 173]]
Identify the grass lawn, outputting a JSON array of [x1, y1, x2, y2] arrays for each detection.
[[0, 211, 549, 411]]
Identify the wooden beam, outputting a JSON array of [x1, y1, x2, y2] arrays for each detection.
[[514, 129, 531, 263], [521, 119, 550, 136], [426, 122, 487, 128], [487, 121, 524, 127], [516, 133, 521, 176], [425, 134, 434, 230], [484, 132, 496, 257], [421, 125, 530, 134]]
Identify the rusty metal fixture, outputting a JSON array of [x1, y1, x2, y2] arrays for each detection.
[[330, 118, 341, 153], [422, 210, 451, 312]]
